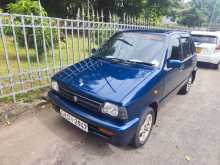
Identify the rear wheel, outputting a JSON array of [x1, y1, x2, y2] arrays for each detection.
[[178, 75, 193, 95], [131, 108, 155, 148]]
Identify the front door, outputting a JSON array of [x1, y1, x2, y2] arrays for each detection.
[[163, 34, 184, 97]]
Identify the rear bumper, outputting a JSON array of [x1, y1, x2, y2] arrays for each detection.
[[48, 91, 139, 146], [197, 54, 220, 64]]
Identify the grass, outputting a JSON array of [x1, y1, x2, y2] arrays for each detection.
[[0, 31, 107, 102], [0, 88, 45, 103]]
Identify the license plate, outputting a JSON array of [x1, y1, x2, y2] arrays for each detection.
[[60, 110, 88, 132]]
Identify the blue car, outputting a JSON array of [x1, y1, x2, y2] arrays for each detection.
[[48, 30, 197, 148]]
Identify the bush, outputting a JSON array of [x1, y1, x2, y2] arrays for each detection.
[[5, 0, 58, 58], [7, 0, 47, 16]]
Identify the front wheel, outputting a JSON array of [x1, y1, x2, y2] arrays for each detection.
[[131, 108, 155, 148], [178, 75, 193, 95]]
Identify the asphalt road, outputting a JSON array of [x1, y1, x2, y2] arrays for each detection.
[[0, 68, 220, 165]]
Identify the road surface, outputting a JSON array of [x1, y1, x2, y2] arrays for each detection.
[[0, 68, 220, 165]]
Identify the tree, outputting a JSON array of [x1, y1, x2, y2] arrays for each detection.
[[3, 0, 183, 25], [177, 0, 220, 27], [40, 0, 180, 23]]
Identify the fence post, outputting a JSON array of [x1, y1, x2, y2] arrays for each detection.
[[57, 18, 63, 70], [0, 16, 16, 102], [91, 9, 95, 49], [31, 13, 43, 86], [87, 7, 91, 54], [64, 20, 70, 65], [21, 15, 34, 88], [96, 10, 99, 47], [10, 15, 25, 91], [70, 20, 75, 64], [82, 7, 86, 59], [40, 15, 50, 82], [49, 17, 56, 74], [101, 10, 104, 43], [126, 15, 129, 30], [109, 11, 112, 37], [77, 8, 81, 62]]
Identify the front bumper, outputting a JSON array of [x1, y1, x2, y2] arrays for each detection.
[[48, 91, 139, 146]]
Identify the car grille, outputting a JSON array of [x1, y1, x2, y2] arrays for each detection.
[[59, 86, 103, 112]]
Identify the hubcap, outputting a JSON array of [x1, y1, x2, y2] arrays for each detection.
[[139, 114, 153, 143], [186, 76, 192, 92]]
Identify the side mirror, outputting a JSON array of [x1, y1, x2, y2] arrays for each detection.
[[167, 59, 183, 69], [91, 48, 97, 54]]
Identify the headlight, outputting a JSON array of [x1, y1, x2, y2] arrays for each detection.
[[51, 80, 59, 91], [101, 102, 119, 116], [101, 102, 128, 119]]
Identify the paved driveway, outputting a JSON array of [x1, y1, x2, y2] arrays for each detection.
[[0, 69, 220, 165]]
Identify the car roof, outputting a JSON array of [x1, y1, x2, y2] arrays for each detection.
[[118, 29, 189, 35], [191, 31, 220, 37]]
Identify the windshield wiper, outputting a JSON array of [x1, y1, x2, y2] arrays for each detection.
[[125, 59, 154, 66], [114, 38, 133, 47], [103, 56, 125, 62]]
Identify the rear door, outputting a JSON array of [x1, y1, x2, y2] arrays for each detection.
[[180, 34, 195, 80]]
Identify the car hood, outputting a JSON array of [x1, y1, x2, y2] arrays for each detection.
[[53, 58, 154, 103]]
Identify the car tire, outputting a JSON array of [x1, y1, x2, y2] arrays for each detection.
[[131, 107, 155, 148], [178, 75, 193, 95]]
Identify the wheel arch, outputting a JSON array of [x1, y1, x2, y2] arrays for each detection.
[[149, 102, 158, 124], [192, 70, 197, 83]]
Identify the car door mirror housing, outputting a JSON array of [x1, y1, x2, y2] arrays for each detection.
[[167, 59, 182, 69]]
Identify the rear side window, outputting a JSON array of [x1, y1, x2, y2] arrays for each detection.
[[190, 38, 196, 53], [180, 37, 191, 59]]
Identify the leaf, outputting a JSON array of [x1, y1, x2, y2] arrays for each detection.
[[185, 155, 191, 161]]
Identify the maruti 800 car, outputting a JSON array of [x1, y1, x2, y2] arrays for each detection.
[[48, 30, 197, 148]]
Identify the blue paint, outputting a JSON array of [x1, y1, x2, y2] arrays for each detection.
[[48, 30, 197, 146]]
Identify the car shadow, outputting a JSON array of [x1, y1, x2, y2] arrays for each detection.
[[34, 105, 135, 156], [197, 62, 218, 70]]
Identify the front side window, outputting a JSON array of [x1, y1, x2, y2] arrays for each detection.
[[93, 32, 166, 67], [169, 35, 182, 60]]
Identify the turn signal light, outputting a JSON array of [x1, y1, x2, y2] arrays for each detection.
[[98, 128, 115, 136], [215, 45, 220, 52]]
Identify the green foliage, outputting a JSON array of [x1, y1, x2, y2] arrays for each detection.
[[178, 8, 207, 27], [40, 0, 180, 23], [15, 23, 58, 56], [4, 0, 58, 58], [177, 0, 220, 27], [7, 0, 47, 16]]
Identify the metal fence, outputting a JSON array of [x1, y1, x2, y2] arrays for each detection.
[[0, 8, 196, 102]]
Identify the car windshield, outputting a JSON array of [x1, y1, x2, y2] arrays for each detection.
[[93, 32, 166, 67], [192, 35, 217, 44]]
